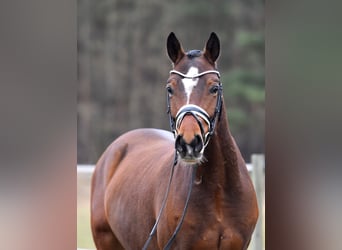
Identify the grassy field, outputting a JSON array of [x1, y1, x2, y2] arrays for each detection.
[[77, 171, 95, 249]]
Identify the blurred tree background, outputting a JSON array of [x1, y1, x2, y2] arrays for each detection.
[[78, 0, 264, 164]]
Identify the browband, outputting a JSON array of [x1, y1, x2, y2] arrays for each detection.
[[170, 70, 220, 79]]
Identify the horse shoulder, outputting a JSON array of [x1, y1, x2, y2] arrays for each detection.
[[94, 128, 173, 184], [93, 128, 176, 249]]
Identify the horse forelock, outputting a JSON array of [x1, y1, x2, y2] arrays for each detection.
[[174, 53, 214, 75], [186, 50, 202, 59]]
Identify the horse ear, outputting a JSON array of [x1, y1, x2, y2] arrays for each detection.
[[167, 32, 185, 64], [204, 32, 220, 64]]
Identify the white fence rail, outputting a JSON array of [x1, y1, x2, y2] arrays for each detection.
[[77, 154, 265, 250]]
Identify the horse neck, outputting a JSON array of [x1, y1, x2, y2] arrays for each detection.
[[200, 104, 242, 191]]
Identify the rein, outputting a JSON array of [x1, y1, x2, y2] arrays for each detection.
[[142, 69, 222, 249], [142, 152, 198, 250], [142, 152, 178, 250], [163, 164, 197, 250]]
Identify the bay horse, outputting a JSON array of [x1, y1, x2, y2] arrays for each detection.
[[91, 32, 258, 250]]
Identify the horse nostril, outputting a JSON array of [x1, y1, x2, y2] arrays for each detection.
[[175, 135, 186, 154], [191, 135, 203, 154], [175, 134, 203, 158]]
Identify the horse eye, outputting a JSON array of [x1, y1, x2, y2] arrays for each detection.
[[166, 86, 174, 95], [209, 85, 219, 94]]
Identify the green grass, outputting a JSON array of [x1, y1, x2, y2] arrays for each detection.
[[78, 171, 96, 249], [77, 203, 95, 249]]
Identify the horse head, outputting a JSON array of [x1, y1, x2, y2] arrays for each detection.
[[166, 32, 223, 165]]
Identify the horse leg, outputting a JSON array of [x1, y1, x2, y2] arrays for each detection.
[[91, 144, 127, 250], [91, 186, 124, 250], [91, 221, 123, 250]]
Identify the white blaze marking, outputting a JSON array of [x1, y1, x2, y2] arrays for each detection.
[[182, 67, 199, 104]]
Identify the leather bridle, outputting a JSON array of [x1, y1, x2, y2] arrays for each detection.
[[167, 69, 223, 148]]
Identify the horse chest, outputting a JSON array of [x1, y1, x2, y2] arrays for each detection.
[[194, 228, 244, 250], [161, 208, 247, 250], [158, 181, 252, 249], [173, 222, 245, 250]]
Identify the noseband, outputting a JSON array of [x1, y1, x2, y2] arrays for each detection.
[[167, 69, 223, 148]]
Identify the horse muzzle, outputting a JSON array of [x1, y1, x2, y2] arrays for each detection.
[[172, 105, 212, 164], [175, 133, 204, 164]]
